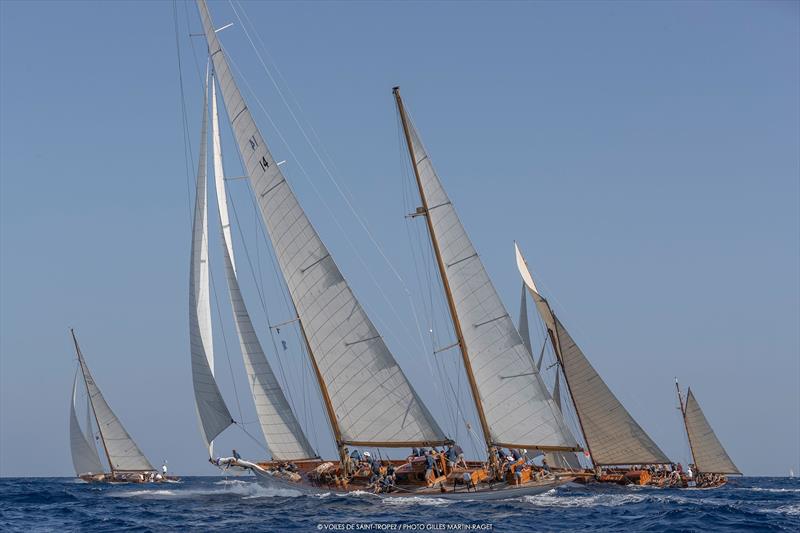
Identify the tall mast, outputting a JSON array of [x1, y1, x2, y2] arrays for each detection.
[[393, 87, 492, 456], [675, 379, 697, 469], [71, 329, 113, 474]]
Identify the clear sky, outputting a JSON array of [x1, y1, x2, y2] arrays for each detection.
[[1, 1, 797, 477]]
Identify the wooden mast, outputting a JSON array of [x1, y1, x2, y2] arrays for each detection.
[[295, 311, 345, 463], [392, 86, 494, 460], [545, 313, 595, 466], [675, 379, 698, 473], [71, 329, 114, 476]]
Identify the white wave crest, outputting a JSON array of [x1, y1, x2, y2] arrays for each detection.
[[524, 492, 648, 508], [381, 496, 451, 506], [111, 479, 301, 499]]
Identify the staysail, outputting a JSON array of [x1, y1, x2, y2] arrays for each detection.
[[70, 371, 105, 476], [190, 65, 233, 453], [394, 88, 577, 452], [210, 77, 317, 461], [72, 331, 155, 472], [198, 0, 447, 448], [683, 388, 740, 475], [515, 243, 670, 465]]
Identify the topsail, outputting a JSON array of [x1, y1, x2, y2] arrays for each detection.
[[69, 371, 104, 476], [210, 78, 317, 461], [197, 0, 446, 448], [394, 88, 578, 452], [72, 331, 155, 472], [515, 243, 670, 465]]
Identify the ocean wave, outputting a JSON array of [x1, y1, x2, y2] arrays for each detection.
[[111, 480, 301, 499], [381, 495, 452, 506]]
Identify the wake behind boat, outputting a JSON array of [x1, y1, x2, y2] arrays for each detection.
[[69, 329, 178, 484]]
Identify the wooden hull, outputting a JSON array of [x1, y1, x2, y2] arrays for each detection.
[[78, 473, 181, 484], [249, 463, 571, 501]]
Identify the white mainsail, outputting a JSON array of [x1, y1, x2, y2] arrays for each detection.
[[684, 389, 740, 475], [69, 371, 104, 476], [515, 243, 670, 465], [72, 332, 155, 472], [395, 90, 577, 451], [190, 66, 233, 453], [210, 78, 317, 460], [197, 0, 447, 447]]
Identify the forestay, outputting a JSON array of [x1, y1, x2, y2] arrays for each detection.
[[190, 66, 233, 452], [70, 371, 105, 476], [684, 389, 740, 474], [197, 0, 447, 447], [73, 334, 154, 472], [210, 79, 317, 460], [397, 95, 577, 451]]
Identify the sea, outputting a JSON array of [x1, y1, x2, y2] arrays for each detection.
[[0, 476, 797, 532]]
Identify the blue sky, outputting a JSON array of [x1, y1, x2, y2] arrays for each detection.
[[1, 1, 797, 477]]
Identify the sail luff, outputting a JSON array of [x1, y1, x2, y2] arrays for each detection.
[[72, 331, 155, 472], [70, 370, 105, 476], [190, 64, 233, 454], [684, 388, 740, 475], [211, 77, 318, 461], [197, 0, 447, 449], [393, 87, 578, 452]]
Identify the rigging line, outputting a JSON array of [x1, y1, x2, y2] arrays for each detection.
[[173, 0, 196, 230], [229, 1, 430, 357], [234, 420, 271, 456], [182, 0, 205, 89], [225, 180, 305, 428], [224, 53, 419, 361]]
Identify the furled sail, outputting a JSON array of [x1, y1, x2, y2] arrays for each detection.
[[197, 0, 447, 447], [514, 244, 670, 465], [190, 66, 233, 452], [684, 389, 740, 474], [70, 371, 104, 476], [395, 90, 577, 451], [72, 332, 154, 471], [210, 78, 317, 460]]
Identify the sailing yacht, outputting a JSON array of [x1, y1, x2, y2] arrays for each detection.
[[185, 0, 575, 499], [69, 329, 176, 483], [675, 380, 741, 488], [514, 244, 673, 485]]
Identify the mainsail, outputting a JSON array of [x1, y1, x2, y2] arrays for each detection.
[[683, 388, 740, 475], [210, 77, 317, 461], [190, 66, 233, 453], [72, 331, 155, 472], [515, 243, 670, 465], [394, 88, 578, 452], [197, 0, 447, 448], [69, 371, 104, 476]]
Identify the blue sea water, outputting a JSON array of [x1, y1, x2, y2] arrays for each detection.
[[0, 476, 797, 532]]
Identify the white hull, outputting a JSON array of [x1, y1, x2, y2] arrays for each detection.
[[251, 468, 565, 501]]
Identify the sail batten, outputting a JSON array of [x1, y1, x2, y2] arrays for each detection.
[[70, 371, 105, 476], [514, 243, 670, 465], [190, 65, 233, 453], [72, 333, 154, 472], [211, 77, 317, 461], [684, 389, 740, 475], [197, 0, 447, 448], [395, 89, 577, 451]]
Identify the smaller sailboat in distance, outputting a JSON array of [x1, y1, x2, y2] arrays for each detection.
[[674, 379, 741, 488], [69, 329, 178, 483]]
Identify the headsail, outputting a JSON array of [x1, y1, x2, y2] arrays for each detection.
[[394, 88, 577, 452], [683, 388, 740, 475], [197, 0, 447, 448], [69, 371, 104, 476], [210, 77, 317, 461], [518, 283, 533, 358], [190, 65, 233, 453], [515, 243, 670, 465], [72, 331, 154, 472]]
